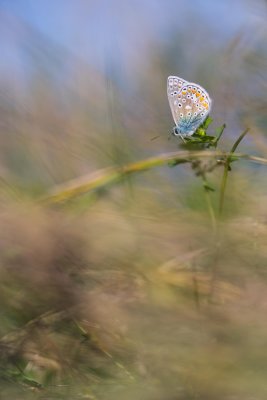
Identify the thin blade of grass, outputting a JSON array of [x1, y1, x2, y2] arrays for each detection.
[[219, 128, 250, 216]]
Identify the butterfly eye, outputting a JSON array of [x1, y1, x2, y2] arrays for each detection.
[[178, 103, 182, 108], [180, 113, 183, 117], [194, 112, 197, 116], [173, 91, 177, 95], [187, 95, 191, 99], [182, 99, 186, 103], [187, 112, 191, 116], [197, 89, 201, 93], [201, 112, 204, 116]]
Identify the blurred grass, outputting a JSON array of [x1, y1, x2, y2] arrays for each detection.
[[1, 171, 267, 399]]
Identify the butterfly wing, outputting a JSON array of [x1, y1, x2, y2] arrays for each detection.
[[167, 76, 212, 136], [167, 76, 188, 125], [178, 83, 212, 135]]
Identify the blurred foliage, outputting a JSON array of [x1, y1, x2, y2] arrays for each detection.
[[1, 1, 267, 399]]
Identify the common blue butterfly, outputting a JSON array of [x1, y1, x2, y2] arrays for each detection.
[[167, 76, 212, 139]]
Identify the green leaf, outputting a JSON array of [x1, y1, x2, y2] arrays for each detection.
[[202, 116, 213, 130]]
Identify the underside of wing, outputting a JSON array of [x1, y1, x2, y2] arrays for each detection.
[[167, 76, 212, 136], [178, 83, 212, 122], [167, 76, 188, 125]]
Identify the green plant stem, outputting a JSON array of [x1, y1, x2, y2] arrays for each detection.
[[214, 124, 226, 148], [211, 128, 248, 303], [204, 188, 216, 232], [39, 147, 267, 205], [219, 129, 249, 216], [202, 177, 216, 232]]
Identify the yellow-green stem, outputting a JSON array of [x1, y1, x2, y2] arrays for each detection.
[[219, 129, 249, 216], [39, 147, 267, 205]]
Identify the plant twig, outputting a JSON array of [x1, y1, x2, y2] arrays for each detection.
[[203, 182, 216, 232], [38, 147, 267, 205], [219, 129, 249, 216], [213, 124, 226, 148]]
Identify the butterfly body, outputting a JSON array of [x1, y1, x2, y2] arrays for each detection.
[[167, 76, 212, 138]]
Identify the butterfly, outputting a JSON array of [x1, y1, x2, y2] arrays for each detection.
[[167, 76, 212, 139]]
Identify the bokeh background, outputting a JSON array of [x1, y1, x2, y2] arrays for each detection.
[[1, 1, 267, 399]]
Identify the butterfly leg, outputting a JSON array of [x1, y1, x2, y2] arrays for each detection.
[[172, 127, 186, 143], [175, 133, 186, 143]]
